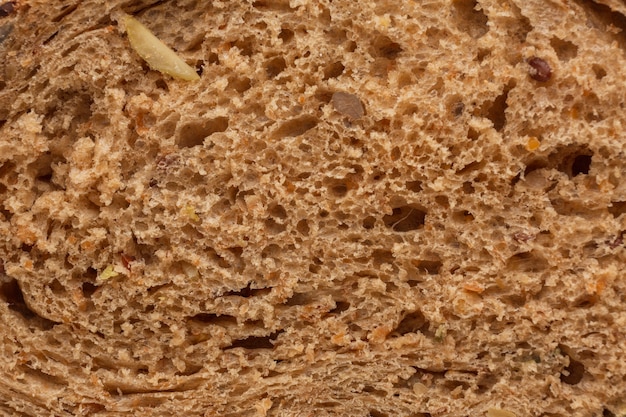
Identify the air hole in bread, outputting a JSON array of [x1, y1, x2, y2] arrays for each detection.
[[412, 259, 442, 275], [592, 64, 607, 80], [502, 294, 526, 307], [368, 408, 389, 417], [42, 30, 59, 46], [477, 82, 514, 132], [252, 0, 292, 12], [48, 279, 65, 296], [467, 128, 480, 141], [406, 180, 422, 193], [442, 379, 470, 393], [181, 224, 203, 240], [456, 160, 484, 175], [268, 203, 288, 219], [451, 0, 489, 39], [602, 408, 619, 417], [581, 0, 626, 47], [18, 364, 65, 389], [571, 154, 592, 176], [0, 199, 10, 220], [346, 39, 357, 52], [476, 48, 491, 63], [228, 76, 252, 93], [394, 310, 429, 336], [29, 153, 63, 191], [224, 283, 271, 298], [206, 52, 219, 65], [553, 146, 593, 178], [81, 282, 98, 299], [372, 118, 391, 134], [314, 89, 333, 104], [265, 56, 286, 78], [572, 293, 597, 308], [296, 219, 309, 235], [225, 330, 283, 350], [284, 292, 312, 306], [273, 115, 318, 138], [278, 27, 294, 43], [190, 313, 237, 327], [165, 181, 184, 191], [154, 79, 168, 92], [508, 3, 533, 42], [476, 372, 498, 393], [371, 249, 394, 269], [329, 300, 350, 315], [384, 205, 426, 232], [582, 240, 599, 257], [48, 90, 94, 129], [371, 35, 402, 59], [362, 216, 376, 230], [51, 3, 78, 23], [233, 36, 256, 57], [452, 210, 474, 223], [206, 248, 231, 269], [462, 181, 475, 194], [323, 177, 349, 198], [323, 61, 345, 80], [77, 403, 106, 414], [434, 195, 449, 208], [25, 65, 41, 80], [103, 383, 170, 398], [505, 251, 548, 273], [176, 117, 229, 148], [447, 98, 465, 118], [560, 355, 585, 385], [550, 37, 578, 62], [220, 249, 243, 272], [265, 217, 286, 233], [608, 201, 626, 218], [298, 142, 311, 153], [0, 278, 59, 330]]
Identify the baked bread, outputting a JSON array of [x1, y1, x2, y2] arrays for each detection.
[[1, 0, 625, 415]]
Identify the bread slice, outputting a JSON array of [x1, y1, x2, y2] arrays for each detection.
[[1, 0, 625, 415]]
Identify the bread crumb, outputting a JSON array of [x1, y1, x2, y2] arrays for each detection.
[[256, 398, 273, 416], [331, 332, 349, 345], [182, 205, 200, 222], [181, 262, 199, 279], [413, 382, 428, 395], [375, 14, 391, 29], [463, 282, 484, 294], [369, 324, 391, 343], [487, 408, 517, 417]]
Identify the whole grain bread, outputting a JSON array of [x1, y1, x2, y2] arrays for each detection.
[[1, 0, 625, 416]]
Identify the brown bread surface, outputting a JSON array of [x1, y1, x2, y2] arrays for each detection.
[[0, 0, 625, 416]]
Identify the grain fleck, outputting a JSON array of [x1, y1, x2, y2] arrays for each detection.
[[332, 91, 365, 119], [528, 57, 551, 82]]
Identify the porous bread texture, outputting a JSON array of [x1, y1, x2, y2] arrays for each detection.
[[0, 0, 625, 416]]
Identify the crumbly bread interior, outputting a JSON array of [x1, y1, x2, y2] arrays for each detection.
[[1, 0, 625, 416]]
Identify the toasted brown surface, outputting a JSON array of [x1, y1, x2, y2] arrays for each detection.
[[1, 0, 625, 416]]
